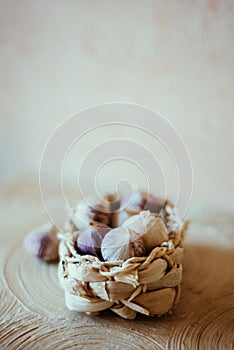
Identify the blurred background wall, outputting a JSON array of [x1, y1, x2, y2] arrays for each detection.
[[0, 0, 233, 213]]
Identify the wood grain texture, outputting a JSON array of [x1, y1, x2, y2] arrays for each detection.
[[0, 184, 233, 349]]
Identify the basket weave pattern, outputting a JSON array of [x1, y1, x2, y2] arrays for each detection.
[[58, 204, 188, 320]]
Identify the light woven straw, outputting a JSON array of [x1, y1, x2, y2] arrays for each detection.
[[58, 201, 189, 319]]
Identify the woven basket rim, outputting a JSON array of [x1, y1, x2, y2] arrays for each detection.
[[57, 199, 188, 319], [58, 200, 188, 264]]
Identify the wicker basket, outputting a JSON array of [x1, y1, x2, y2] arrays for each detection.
[[58, 201, 189, 320]]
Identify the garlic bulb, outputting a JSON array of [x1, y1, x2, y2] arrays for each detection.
[[122, 189, 164, 215], [72, 196, 111, 230], [111, 210, 130, 228], [122, 210, 152, 234], [141, 192, 165, 213], [121, 188, 142, 211], [101, 226, 145, 262], [24, 223, 59, 262], [104, 193, 121, 212], [104, 193, 123, 228], [77, 221, 111, 258], [123, 211, 169, 252]]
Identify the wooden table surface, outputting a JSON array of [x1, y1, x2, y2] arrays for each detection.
[[0, 181, 234, 350]]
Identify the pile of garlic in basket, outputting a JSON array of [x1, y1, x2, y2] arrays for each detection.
[[24, 190, 189, 319]]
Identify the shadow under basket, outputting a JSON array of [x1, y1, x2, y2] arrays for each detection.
[[58, 214, 188, 320]]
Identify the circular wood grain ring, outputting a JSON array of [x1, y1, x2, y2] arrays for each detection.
[[3, 243, 69, 318], [167, 244, 234, 349], [0, 321, 162, 350]]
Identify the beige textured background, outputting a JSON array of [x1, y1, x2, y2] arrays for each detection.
[[0, 0, 234, 212]]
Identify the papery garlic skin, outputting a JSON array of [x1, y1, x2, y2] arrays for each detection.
[[101, 226, 145, 262], [121, 188, 142, 211], [70, 210, 90, 231], [141, 192, 165, 213], [165, 205, 184, 231], [122, 210, 152, 234], [77, 222, 111, 258], [105, 193, 121, 212], [122, 211, 169, 252], [129, 230, 146, 257], [122, 188, 164, 214], [117, 210, 130, 226], [73, 197, 110, 229], [24, 223, 59, 262]]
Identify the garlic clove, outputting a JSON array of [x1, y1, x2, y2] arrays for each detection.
[[76, 221, 111, 258], [24, 223, 59, 262], [101, 227, 145, 262]]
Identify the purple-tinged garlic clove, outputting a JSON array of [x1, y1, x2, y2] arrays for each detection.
[[101, 226, 145, 262], [24, 223, 59, 262], [76, 221, 111, 258]]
